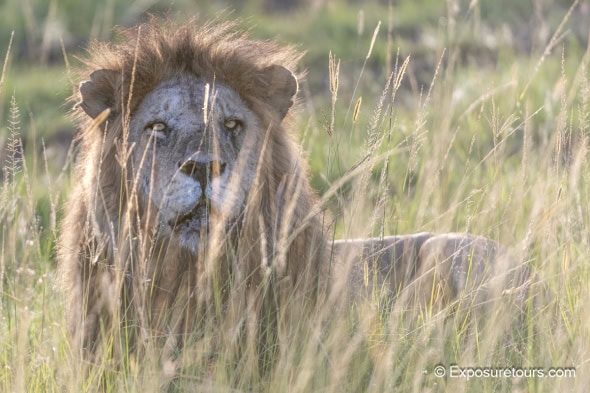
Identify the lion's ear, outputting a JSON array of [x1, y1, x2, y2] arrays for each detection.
[[77, 69, 118, 119], [261, 65, 298, 120]]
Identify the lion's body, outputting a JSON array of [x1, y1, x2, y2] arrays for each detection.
[[59, 18, 528, 368], [334, 233, 529, 309]]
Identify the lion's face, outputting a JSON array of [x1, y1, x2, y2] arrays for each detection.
[[77, 47, 298, 254], [128, 75, 263, 252]]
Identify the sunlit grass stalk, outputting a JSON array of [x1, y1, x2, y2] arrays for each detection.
[[6, 96, 22, 220]]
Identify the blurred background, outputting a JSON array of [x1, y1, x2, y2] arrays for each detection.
[[1, 0, 587, 185]]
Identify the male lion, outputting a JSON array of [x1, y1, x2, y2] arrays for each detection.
[[59, 18, 528, 370]]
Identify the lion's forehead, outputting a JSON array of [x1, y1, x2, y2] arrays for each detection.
[[138, 75, 247, 124]]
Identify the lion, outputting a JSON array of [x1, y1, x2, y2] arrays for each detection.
[[333, 233, 529, 310], [58, 18, 529, 372], [59, 18, 330, 369]]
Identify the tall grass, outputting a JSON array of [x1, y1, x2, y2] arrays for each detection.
[[1, 1, 589, 392]]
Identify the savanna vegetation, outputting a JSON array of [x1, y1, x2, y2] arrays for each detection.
[[0, 0, 588, 391]]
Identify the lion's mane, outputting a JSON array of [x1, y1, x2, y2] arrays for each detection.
[[59, 18, 328, 360]]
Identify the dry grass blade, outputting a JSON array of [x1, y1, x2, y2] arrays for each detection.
[[352, 96, 362, 124], [0, 31, 13, 96], [328, 51, 340, 138], [365, 20, 380, 61], [519, 0, 580, 100], [345, 21, 381, 123], [6, 96, 23, 218]]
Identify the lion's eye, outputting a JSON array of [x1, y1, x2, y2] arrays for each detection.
[[224, 119, 243, 133], [146, 122, 168, 134]]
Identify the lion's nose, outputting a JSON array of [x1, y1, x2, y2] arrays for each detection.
[[179, 160, 227, 189]]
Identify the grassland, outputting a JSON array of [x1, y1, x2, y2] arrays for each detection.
[[0, 0, 589, 392]]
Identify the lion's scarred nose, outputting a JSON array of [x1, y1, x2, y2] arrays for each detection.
[[179, 159, 227, 189]]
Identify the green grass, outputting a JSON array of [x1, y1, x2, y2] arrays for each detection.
[[1, 0, 589, 391], [0, 66, 72, 136]]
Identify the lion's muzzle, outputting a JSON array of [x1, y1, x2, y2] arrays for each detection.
[[179, 159, 227, 191], [165, 158, 230, 237]]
